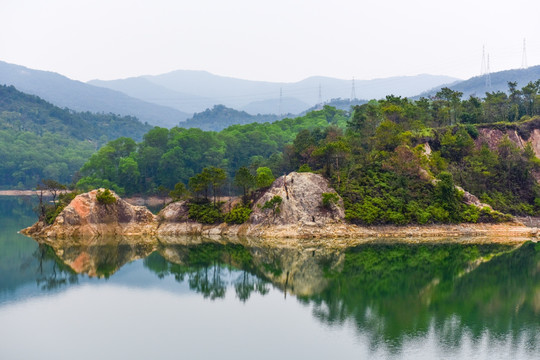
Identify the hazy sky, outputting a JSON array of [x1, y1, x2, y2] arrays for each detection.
[[1, 0, 539, 82]]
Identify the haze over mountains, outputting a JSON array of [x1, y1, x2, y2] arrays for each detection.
[[89, 71, 460, 115], [421, 65, 540, 98], [0, 61, 188, 128], [2, 59, 540, 132]]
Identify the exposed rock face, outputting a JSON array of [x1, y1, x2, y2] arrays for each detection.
[[476, 126, 540, 158], [22, 189, 157, 238], [153, 172, 346, 238], [250, 172, 345, 226], [457, 186, 493, 210], [157, 201, 190, 223]]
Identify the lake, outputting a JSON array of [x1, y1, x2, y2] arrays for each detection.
[[0, 196, 539, 359]]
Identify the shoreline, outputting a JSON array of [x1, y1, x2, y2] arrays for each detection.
[[0, 190, 42, 196], [23, 218, 540, 243]]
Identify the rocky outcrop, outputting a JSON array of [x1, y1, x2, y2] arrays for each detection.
[[250, 172, 345, 226], [22, 189, 157, 238], [154, 172, 347, 238], [476, 124, 540, 158], [23, 176, 538, 241], [457, 186, 493, 210]]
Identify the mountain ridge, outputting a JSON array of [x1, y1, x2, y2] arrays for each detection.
[[89, 70, 460, 115], [418, 65, 540, 98], [0, 60, 189, 127]]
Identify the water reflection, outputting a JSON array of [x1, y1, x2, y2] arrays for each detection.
[[303, 241, 540, 352], [5, 225, 540, 357]]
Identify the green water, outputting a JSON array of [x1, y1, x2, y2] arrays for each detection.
[[0, 196, 539, 359]]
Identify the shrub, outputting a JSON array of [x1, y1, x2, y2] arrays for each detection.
[[188, 202, 223, 224], [224, 204, 252, 224], [96, 188, 117, 205], [298, 164, 312, 173], [261, 195, 283, 215], [321, 192, 339, 209]]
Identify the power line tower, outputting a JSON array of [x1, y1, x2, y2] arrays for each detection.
[[485, 54, 492, 89], [521, 38, 528, 69], [350, 77, 356, 101]]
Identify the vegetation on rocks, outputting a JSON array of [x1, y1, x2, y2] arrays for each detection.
[[96, 188, 117, 205], [59, 79, 540, 225]]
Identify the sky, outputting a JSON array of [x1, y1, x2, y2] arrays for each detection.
[[1, 0, 539, 83]]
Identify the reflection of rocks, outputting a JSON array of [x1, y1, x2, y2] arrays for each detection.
[[42, 238, 156, 277], [155, 237, 345, 297], [249, 245, 344, 297]]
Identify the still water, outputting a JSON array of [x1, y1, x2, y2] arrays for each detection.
[[0, 196, 539, 359]]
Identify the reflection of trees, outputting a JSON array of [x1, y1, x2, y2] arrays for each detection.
[[144, 243, 270, 301], [26, 236, 540, 356], [188, 264, 226, 300], [234, 271, 269, 302], [34, 244, 78, 291], [304, 242, 540, 353]]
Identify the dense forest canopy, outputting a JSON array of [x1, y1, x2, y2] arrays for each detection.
[[77, 106, 349, 194], [76, 80, 540, 225], [0, 85, 152, 188]]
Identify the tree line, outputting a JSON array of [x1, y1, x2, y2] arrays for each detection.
[[68, 80, 540, 224]]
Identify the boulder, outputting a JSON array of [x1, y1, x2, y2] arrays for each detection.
[[22, 189, 157, 238], [250, 172, 345, 226], [157, 200, 190, 223]]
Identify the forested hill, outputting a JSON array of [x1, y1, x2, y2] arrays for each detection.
[[76, 80, 540, 226], [180, 105, 280, 131], [0, 85, 152, 188], [0, 60, 189, 127], [420, 65, 540, 99]]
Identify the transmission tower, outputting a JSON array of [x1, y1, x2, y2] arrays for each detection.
[[318, 83, 322, 107], [350, 77, 356, 101], [485, 54, 492, 88], [521, 38, 528, 69], [480, 45, 487, 75]]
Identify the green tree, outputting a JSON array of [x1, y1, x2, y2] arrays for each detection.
[[256, 167, 275, 189], [169, 182, 188, 201], [205, 166, 227, 206], [234, 166, 256, 201], [434, 171, 461, 221]]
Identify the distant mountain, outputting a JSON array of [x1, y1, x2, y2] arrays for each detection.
[[0, 61, 189, 127], [419, 65, 540, 98], [181, 105, 280, 132], [88, 77, 215, 114], [89, 70, 459, 115], [241, 97, 310, 115], [302, 98, 368, 114], [0, 85, 152, 187]]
